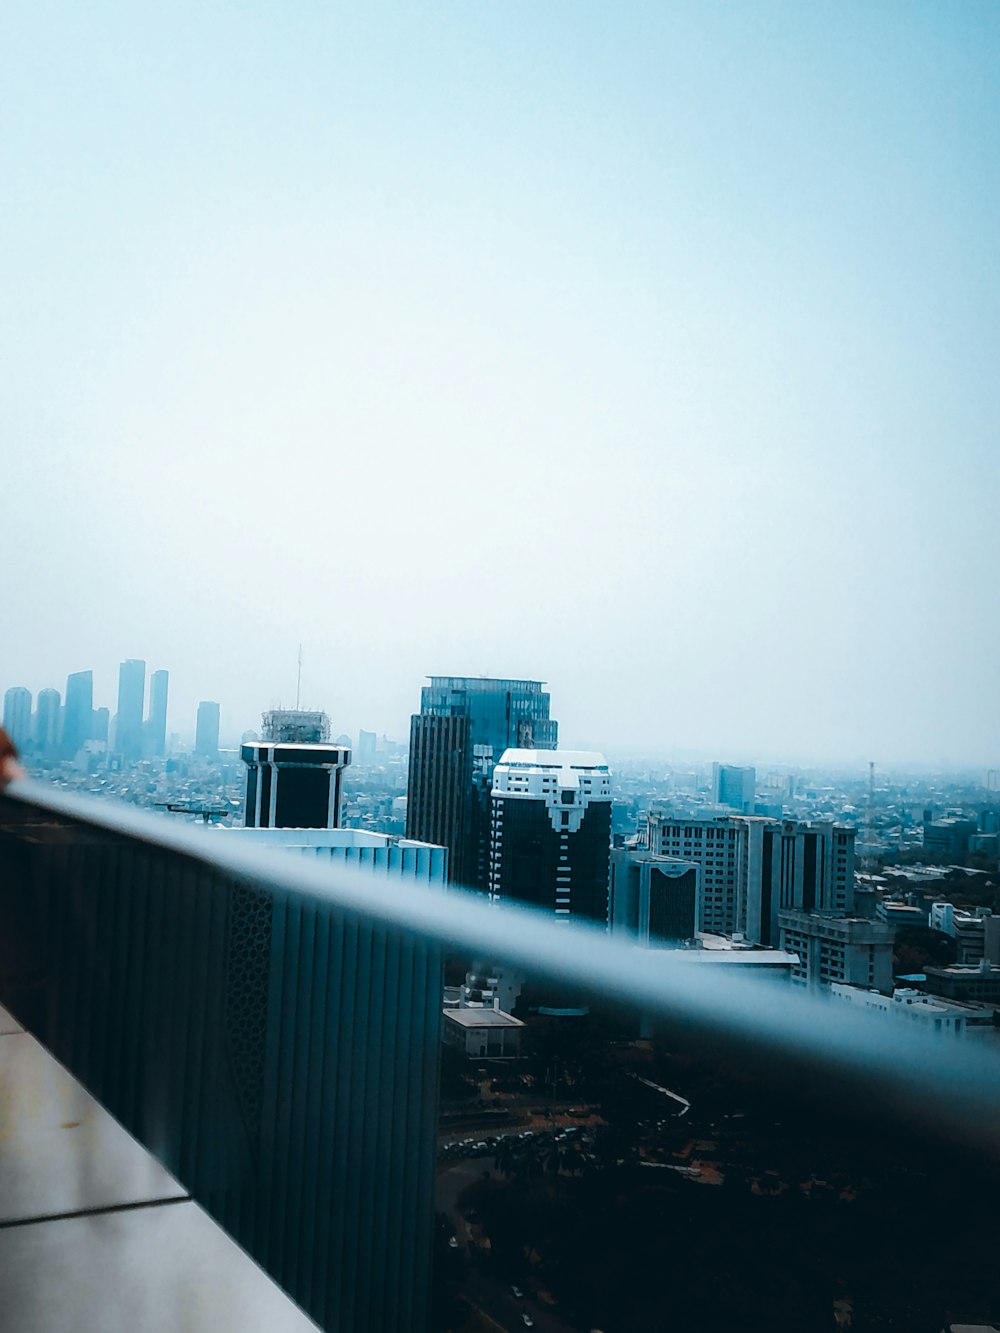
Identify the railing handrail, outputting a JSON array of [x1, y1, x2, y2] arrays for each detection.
[[5, 777, 1000, 1157]]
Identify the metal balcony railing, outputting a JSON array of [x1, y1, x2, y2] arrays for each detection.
[[2, 780, 999, 1333]]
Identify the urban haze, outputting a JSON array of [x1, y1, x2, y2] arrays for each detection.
[[4, 6, 1000, 1333], [3, 2, 999, 767]]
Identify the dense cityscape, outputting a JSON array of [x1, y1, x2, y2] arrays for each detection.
[[4, 660, 1000, 1332], [4, 1, 997, 1329]]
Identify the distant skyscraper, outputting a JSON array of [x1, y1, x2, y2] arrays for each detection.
[[357, 729, 378, 765], [33, 687, 61, 754], [489, 749, 612, 923], [91, 707, 110, 745], [62, 670, 93, 757], [242, 710, 351, 829], [146, 669, 169, 757], [195, 701, 221, 757], [115, 659, 146, 761], [2, 687, 32, 751], [712, 762, 756, 814], [406, 677, 558, 887]]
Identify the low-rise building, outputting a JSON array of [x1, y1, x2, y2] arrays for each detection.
[[668, 935, 798, 981], [921, 961, 1000, 1006], [929, 903, 993, 965], [442, 1007, 524, 1059], [778, 911, 895, 992], [831, 984, 998, 1039], [877, 900, 928, 928], [923, 817, 977, 860]]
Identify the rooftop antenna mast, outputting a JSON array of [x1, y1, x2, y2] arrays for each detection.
[[296, 644, 303, 711]]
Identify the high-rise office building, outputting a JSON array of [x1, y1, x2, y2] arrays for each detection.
[[489, 749, 612, 923], [242, 710, 351, 829], [62, 670, 93, 757], [609, 847, 699, 945], [33, 688, 61, 754], [2, 687, 32, 751], [406, 677, 557, 887], [115, 659, 146, 761], [91, 707, 110, 745], [741, 819, 855, 947], [647, 811, 855, 946], [647, 813, 746, 935], [712, 762, 756, 814], [357, 729, 378, 765], [146, 668, 169, 757], [196, 701, 221, 757]]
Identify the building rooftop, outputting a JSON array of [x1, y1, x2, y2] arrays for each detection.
[[442, 1008, 524, 1029], [425, 676, 546, 688], [497, 749, 608, 770], [671, 949, 799, 966]]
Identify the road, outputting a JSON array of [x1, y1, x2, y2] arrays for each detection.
[[436, 1158, 585, 1333]]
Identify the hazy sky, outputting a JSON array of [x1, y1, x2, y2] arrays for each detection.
[[3, 2, 998, 766]]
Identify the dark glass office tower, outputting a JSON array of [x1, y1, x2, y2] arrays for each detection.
[[405, 677, 557, 888], [489, 750, 612, 924], [115, 658, 146, 761], [242, 710, 350, 829], [146, 669, 169, 757], [62, 671, 93, 757]]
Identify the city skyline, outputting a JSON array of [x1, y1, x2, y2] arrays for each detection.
[[3, 4, 998, 768], [3, 651, 1000, 774]]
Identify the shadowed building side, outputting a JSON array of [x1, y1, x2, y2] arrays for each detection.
[[405, 712, 472, 885]]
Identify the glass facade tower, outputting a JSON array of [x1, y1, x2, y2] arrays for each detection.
[[63, 670, 93, 757], [116, 659, 146, 761], [146, 669, 169, 757], [406, 677, 557, 888]]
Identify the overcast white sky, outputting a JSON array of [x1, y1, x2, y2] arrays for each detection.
[[2, 2, 998, 767]]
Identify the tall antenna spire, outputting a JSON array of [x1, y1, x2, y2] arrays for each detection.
[[296, 643, 303, 710]]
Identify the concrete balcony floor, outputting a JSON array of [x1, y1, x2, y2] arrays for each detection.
[[0, 1005, 319, 1332]]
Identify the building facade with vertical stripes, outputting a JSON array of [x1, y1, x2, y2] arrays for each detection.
[[489, 749, 612, 924]]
